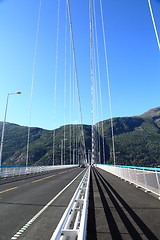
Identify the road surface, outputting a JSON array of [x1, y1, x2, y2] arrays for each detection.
[[87, 167, 160, 240], [0, 167, 85, 240]]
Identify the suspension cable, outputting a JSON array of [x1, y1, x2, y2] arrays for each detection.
[[93, 41, 102, 164], [89, 0, 96, 165], [52, 0, 61, 165], [93, 0, 106, 163], [71, 49, 75, 165], [26, 0, 42, 166], [99, 0, 116, 165], [66, 0, 87, 165], [69, 38, 72, 165], [93, 43, 101, 163], [147, 0, 160, 51], [63, 3, 68, 165]]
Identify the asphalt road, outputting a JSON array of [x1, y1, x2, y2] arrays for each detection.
[[87, 167, 160, 240], [0, 167, 85, 240]]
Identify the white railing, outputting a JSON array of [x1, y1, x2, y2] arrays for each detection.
[[50, 166, 90, 240], [97, 164, 160, 199], [0, 165, 78, 178]]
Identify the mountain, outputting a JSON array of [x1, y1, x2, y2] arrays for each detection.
[[0, 123, 93, 166], [140, 107, 160, 118], [0, 106, 160, 167], [100, 107, 160, 167]]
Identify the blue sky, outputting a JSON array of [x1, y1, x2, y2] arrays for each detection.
[[0, 0, 160, 130]]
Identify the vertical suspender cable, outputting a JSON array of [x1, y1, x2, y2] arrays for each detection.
[[93, 0, 106, 163], [26, 0, 42, 166], [72, 66, 75, 164], [99, 0, 116, 165], [92, 9, 100, 164], [66, 0, 87, 165], [147, 0, 160, 51], [72, 55, 75, 165], [69, 39, 72, 165], [52, 0, 61, 165], [93, 50, 101, 163], [63, 3, 68, 165], [93, 46, 101, 163], [89, 0, 96, 164]]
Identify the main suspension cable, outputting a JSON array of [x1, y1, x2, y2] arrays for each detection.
[[147, 0, 160, 51], [66, 0, 87, 164]]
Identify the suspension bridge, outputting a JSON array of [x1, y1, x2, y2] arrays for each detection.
[[0, 0, 160, 239]]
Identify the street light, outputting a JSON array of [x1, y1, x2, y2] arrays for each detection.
[[61, 139, 67, 165], [0, 92, 22, 167], [88, 150, 91, 165], [73, 149, 76, 165]]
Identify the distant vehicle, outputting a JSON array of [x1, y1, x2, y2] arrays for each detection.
[[80, 164, 86, 168]]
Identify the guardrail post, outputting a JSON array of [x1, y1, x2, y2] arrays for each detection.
[[143, 169, 149, 193], [155, 171, 160, 199]]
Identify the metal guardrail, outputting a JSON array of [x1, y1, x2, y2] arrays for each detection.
[[0, 165, 78, 178], [50, 166, 90, 240], [97, 164, 160, 199]]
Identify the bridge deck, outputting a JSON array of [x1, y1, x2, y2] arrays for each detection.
[[87, 167, 160, 240]]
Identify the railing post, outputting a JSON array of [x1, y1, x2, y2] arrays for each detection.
[[135, 169, 138, 187], [143, 169, 148, 192], [155, 171, 160, 199], [127, 167, 131, 183]]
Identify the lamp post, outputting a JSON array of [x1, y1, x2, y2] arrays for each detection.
[[88, 150, 91, 165], [73, 149, 75, 165], [61, 140, 63, 165], [61, 139, 67, 165], [0, 92, 21, 167]]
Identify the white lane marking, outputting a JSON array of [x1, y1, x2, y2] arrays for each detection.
[[11, 169, 85, 239]]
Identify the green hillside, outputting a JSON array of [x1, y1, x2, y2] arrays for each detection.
[[0, 107, 160, 167], [101, 107, 160, 166], [0, 123, 92, 166]]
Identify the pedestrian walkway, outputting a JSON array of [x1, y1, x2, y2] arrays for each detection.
[[87, 167, 160, 240]]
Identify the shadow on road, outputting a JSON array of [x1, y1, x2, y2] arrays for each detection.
[[87, 167, 159, 240], [87, 170, 97, 240]]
